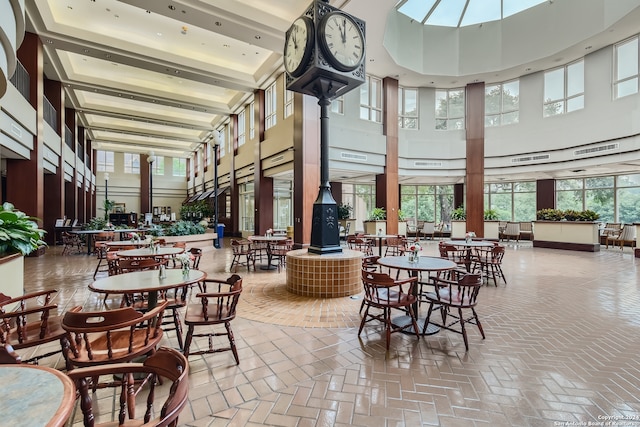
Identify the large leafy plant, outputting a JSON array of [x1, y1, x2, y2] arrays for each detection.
[[337, 203, 353, 220], [0, 202, 47, 256], [368, 207, 386, 221]]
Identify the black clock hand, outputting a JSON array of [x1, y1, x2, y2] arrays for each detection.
[[340, 18, 346, 44]]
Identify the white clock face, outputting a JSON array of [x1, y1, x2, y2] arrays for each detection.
[[321, 12, 364, 71], [284, 17, 312, 77]]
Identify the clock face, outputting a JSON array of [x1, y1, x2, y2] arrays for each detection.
[[284, 17, 314, 77], [319, 11, 364, 72]]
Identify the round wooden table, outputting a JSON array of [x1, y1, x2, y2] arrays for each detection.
[[248, 235, 287, 270], [0, 364, 76, 427], [90, 268, 206, 308], [363, 234, 398, 256], [377, 256, 457, 335]]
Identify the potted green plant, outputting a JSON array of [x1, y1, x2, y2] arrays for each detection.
[[0, 202, 47, 301], [337, 203, 355, 237], [451, 206, 466, 220], [364, 207, 387, 235], [337, 203, 353, 220], [484, 209, 499, 220], [0, 202, 47, 256], [102, 199, 115, 221], [534, 208, 601, 252]]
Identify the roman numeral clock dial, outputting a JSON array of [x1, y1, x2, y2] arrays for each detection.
[[284, 17, 314, 77], [319, 11, 365, 72]]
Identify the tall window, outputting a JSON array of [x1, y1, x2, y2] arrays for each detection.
[[614, 35, 639, 99], [485, 80, 519, 127], [617, 174, 640, 224], [331, 96, 344, 114], [239, 182, 255, 232], [543, 59, 584, 117], [218, 128, 226, 157], [484, 181, 536, 221], [238, 110, 246, 146], [249, 101, 255, 139], [554, 176, 640, 223], [400, 185, 454, 224], [360, 75, 382, 122], [204, 143, 210, 172], [172, 158, 186, 177], [435, 88, 464, 130], [96, 150, 114, 172], [123, 153, 140, 174], [341, 184, 376, 231], [265, 82, 277, 129], [273, 180, 293, 229], [284, 90, 294, 118], [151, 156, 164, 175], [398, 87, 419, 129]]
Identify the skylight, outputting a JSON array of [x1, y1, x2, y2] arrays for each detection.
[[396, 0, 546, 27]]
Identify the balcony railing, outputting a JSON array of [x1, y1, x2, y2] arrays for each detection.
[[64, 125, 73, 150], [43, 97, 57, 129], [9, 61, 29, 101]]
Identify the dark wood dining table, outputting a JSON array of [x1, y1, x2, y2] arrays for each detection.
[[248, 235, 287, 270], [0, 364, 76, 427], [363, 234, 398, 257], [89, 268, 206, 309], [71, 228, 142, 255], [442, 240, 494, 270], [377, 255, 457, 335]]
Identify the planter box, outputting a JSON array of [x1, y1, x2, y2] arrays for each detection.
[[451, 221, 466, 239], [533, 221, 600, 252], [162, 229, 218, 252], [363, 220, 386, 235], [0, 253, 24, 310]]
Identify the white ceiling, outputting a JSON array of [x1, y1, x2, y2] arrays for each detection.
[[24, 0, 640, 183]]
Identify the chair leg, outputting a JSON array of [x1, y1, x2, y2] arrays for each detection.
[[384, 307, 391, 351], [472, 308, 485, 340], [358, 305, 370, 336], [226, 321, 239, 365], [93, 258, 103, 279], [182, 326, 194, 357], [459, 307, 469, 351], [172, 308, 184, 349]]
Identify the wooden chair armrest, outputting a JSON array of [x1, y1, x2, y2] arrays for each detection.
[[0, 290, 57, 307], [0, 304, 58, 318], [195, 289, 241, 299]]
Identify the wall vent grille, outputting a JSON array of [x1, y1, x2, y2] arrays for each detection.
[[511, 154, 550, 163], [414, 161, 443, 167], [271, 155, 284, 163], [574, 143, 618, 156], [340, 152, 367, 161]]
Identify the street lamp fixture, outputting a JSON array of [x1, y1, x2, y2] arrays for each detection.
[[147, 151, 156, 216], [211, 131, 221, 249], [104, 172, 109, 201]]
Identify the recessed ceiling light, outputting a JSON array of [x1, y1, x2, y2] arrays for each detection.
[[585, 45, 592, 50], [46, 39, 53, 44], [215, 21, 222, 26], [146, 10, 151, 13], [83, 49, 90, 53], [254, 35, 261, 40], [157, 32, 163, 36], [168, 5, 176, 10], [525, 67, 532, 72], [223, 44, 230, 48], [105, 54, 111, 58], [174, 70, 180, 74]]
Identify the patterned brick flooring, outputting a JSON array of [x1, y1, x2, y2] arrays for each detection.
[[21, 239, 640, 426]]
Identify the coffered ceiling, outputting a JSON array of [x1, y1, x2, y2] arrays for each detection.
[[23, 0, 640, 183]]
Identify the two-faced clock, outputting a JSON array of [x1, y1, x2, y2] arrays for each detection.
[[318, 11, 365, 72], [284, 16, 314, 77]]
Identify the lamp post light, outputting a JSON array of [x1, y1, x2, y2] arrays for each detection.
[[212, 131, 221, 249], [147, 151, 156, 218], [104, 172, 109, 201]]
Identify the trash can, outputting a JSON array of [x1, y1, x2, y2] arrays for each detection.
[[286, 226, 294, 238], [215, 224, 225, 248]]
